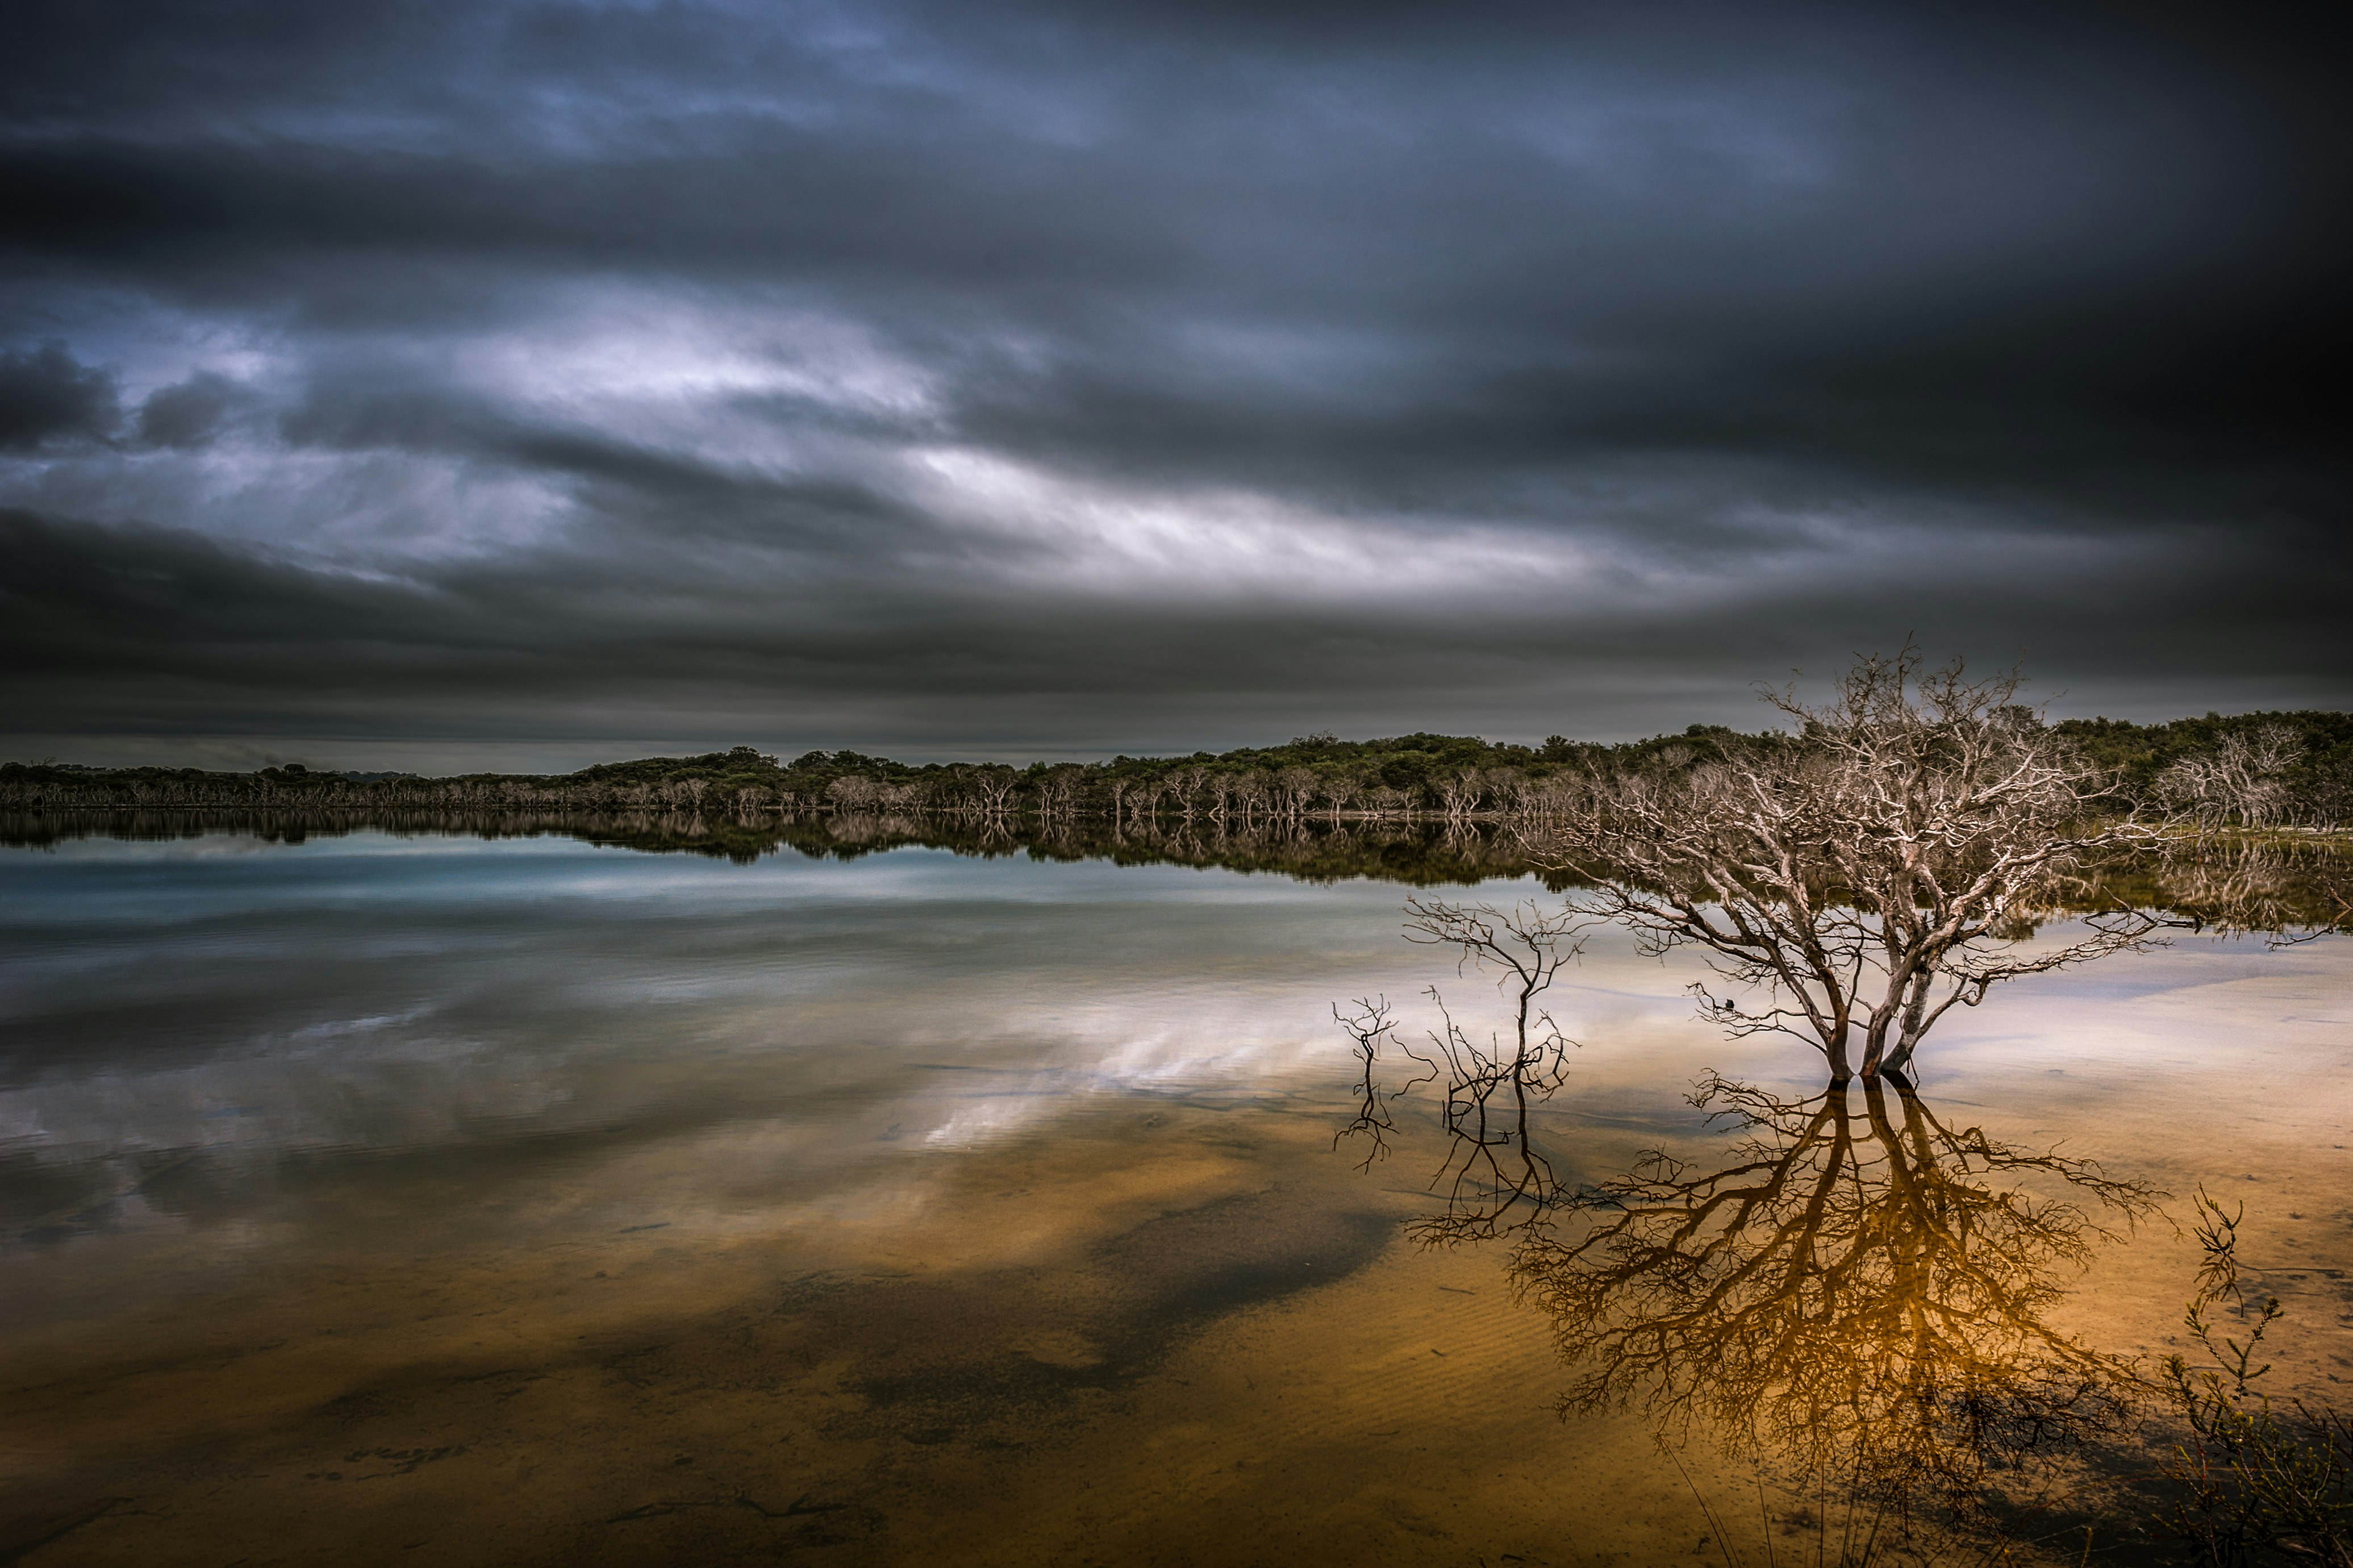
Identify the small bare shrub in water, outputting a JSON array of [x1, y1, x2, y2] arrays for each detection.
[[1335, 897, 1586, 1241]]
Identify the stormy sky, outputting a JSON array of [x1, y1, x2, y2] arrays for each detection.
[[3, 1, 2347, 770]]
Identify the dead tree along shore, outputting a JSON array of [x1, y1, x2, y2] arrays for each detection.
[[1526, 651, 2191, 1081]]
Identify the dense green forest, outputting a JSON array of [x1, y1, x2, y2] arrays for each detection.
[[5, 709, 2350, 827]]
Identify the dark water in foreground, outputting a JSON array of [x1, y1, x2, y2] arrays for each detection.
[[2, 820, 2348, 1564]]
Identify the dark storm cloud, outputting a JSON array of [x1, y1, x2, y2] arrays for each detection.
[[135, 371, 243, 448], [0, 341, 118, 451], [1, 0, 2346, 764]]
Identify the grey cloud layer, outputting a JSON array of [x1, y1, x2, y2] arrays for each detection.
[[2, 0, 2346, 763]]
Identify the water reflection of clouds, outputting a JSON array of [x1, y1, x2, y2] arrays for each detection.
[[6, 831, 2346, 1260], [912, 1027, 1317, 1149], [0, 1012, 550, 1169], [0, 835, 1450, 1242]]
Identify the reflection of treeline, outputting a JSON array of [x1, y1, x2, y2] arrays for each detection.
[[9, 710, 2351, 827], [0, 808, 1578, 887], [0, 808, 725, 851], [2084, 835, 2353, 935], [5, 808, 2346, 923]]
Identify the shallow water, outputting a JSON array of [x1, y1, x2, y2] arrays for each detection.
[[2, 823, 2348, 1565]]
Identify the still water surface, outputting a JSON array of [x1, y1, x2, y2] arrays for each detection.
[[3, 823, 2349, 1564]]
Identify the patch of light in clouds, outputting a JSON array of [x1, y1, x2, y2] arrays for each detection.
[[908, 447, 1602, 602]]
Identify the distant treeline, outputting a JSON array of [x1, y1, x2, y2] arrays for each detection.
[[6, 709, 2351, 827]]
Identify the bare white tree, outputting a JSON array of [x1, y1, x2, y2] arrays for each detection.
[[1173, 765, 1209, 821], [969, 764, 1020, 818], [824, 774, 879, 811], [1232, 768, 1271, 824], [1319, 775, 1360, 823], [1136, 778, 1169, 823], [2156, 725, 2304, 830], [1274, 765, 1319, 821], [1436, 768, 1485, 820], [1532, 649, 2182, 1082]]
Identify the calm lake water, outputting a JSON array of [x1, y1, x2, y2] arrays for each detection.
[[3, 821, 2349, 1565]]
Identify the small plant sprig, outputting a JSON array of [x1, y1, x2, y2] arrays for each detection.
[[2154, 1187, 2352, 1566]]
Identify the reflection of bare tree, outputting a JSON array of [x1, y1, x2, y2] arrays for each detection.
[[1334, 996, 1405, 1170], [824, 811, 925, 844], [1436, 815, 1483, 856], [1508, 1074, 2152, 1515]]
